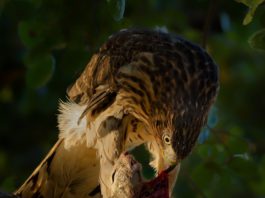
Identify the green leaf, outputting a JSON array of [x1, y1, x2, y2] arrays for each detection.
[[107, 0, 126, 21], [235, 0, 264, 25], [25, 53, 55, 89], [251, 157, 265, 195], [248, 28, 265, 51], [196, 144, 212, 158], [229, 157, 257, 180], [226, 136, 249, 154], [18, 21, 43, 48]]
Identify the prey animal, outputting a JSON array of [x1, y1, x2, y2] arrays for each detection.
[[15, 28, 219, 198], [110, 152, 170, 198]]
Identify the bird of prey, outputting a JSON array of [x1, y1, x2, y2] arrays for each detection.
[[15, 28, 219, 198]]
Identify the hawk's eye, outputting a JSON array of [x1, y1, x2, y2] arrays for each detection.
[[162, 134, 171, 145]]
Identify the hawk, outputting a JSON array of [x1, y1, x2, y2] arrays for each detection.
[[15, 28, 219, 197]]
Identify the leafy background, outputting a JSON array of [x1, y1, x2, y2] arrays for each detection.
[[0, 0, 265, 197]]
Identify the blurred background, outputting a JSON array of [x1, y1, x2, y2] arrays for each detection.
[[0, 0, 264, 197]]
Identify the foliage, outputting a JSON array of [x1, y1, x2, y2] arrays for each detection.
[[235, 0, 264, 25], [249, 28, 265, 51], [235, 0, 265, 53], [0, 0, 264, 197]]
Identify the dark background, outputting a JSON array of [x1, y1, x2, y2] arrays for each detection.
[[0, 0, 265, 197]]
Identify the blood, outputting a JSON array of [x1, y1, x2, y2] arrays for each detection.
[[139, 171, 169, 198]]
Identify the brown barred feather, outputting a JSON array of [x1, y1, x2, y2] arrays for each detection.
[[68, 28, 219, 159], [16, 28, 219, 198]]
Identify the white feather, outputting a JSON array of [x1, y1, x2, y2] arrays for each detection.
[[58, 100, 89, 149], [58, 99, 125, 150]]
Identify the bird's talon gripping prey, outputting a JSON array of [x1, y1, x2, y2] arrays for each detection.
[[15, 28, 219, 198]]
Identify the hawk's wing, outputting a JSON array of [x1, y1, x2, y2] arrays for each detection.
[[67, 54, 116, 106], [15, 140, 101, 198]]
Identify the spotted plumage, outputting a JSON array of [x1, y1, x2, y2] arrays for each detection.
[[15, 28, 219, 198], [68, 28, 218, 159]]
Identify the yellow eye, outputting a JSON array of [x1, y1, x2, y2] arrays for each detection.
[[162, 134, 171, 145]]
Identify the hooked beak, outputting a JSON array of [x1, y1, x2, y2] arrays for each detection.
[[165, 163, 177, 174]]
